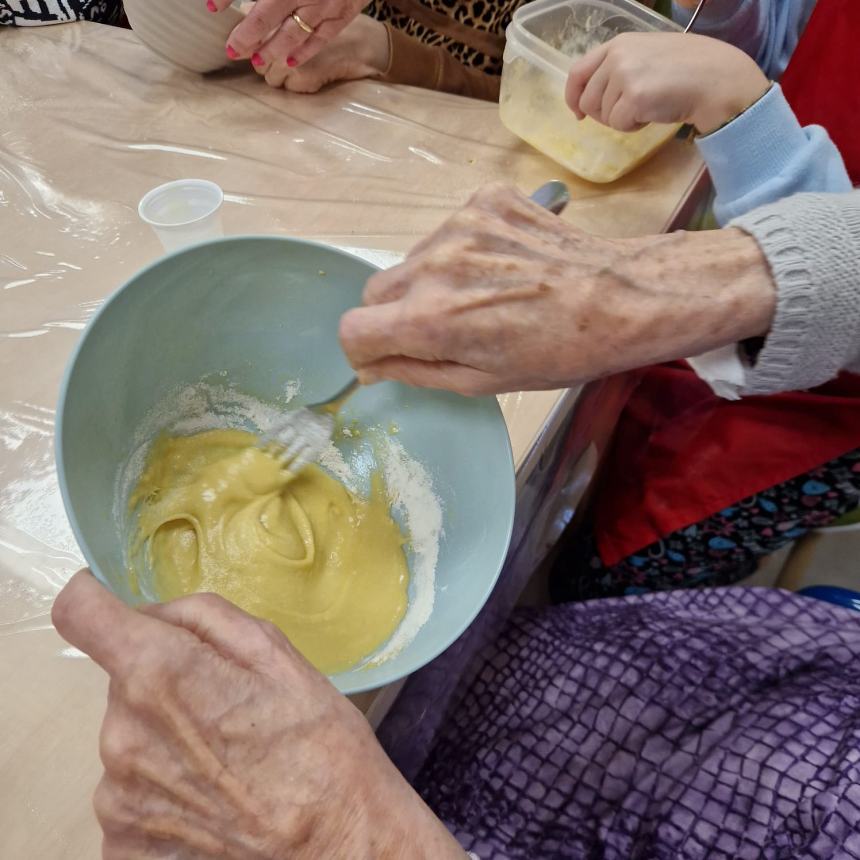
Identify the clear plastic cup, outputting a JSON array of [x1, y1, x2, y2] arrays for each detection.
[[138, 179, 224, 252]]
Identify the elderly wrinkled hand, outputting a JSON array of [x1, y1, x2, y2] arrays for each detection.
[[339, 184, 776, 396], [212, 0, 367, 69], [52, 571, 463, 860]]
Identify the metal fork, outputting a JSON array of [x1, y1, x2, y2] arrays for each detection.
[[266, 377, 360, 473], [266, 179, 571, 473]]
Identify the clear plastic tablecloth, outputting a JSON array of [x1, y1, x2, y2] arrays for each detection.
[[0, 22, 704, 858]]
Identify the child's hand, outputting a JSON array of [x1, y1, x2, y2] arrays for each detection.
[[565, 33, 769, 135]]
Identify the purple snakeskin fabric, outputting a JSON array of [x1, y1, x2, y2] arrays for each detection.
[[414, 588, 860, 859]]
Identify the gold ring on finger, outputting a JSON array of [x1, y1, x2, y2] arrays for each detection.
[[291, 12, 314, 34]]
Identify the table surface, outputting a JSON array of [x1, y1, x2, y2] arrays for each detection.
[[0, 22, 704, 858]]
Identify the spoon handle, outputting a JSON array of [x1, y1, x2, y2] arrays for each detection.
[[530, 180, 570, 215], [684, 0, 709, 33]]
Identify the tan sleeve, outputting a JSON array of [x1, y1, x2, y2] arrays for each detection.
[[378, 24, 501, 103]]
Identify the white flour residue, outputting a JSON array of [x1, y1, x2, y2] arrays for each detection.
[[283, 380, 301, 403], [317, 441, 358, 493], [369, 437, 442, 666]]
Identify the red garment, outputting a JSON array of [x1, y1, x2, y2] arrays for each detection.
[[780, 0, 860, 184], [594, 0, 860, 566]]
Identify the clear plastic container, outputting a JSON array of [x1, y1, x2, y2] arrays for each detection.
[[500, 0, 682, 184]]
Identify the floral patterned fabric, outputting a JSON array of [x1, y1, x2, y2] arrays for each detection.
[[551, 448, 860, 602]]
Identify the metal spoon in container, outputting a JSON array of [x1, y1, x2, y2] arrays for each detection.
[[603, 0, 708, 35], [265, 180, 571, 473], [682, 0, 709, 32]]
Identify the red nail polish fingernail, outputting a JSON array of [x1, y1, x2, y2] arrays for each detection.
[[226, 44, 239, 59], [251, 53, 265, 67], [206, 0, 217, 11], [287, 56, 298, 68]]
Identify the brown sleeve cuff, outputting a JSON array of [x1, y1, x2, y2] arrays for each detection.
[[379, 24, 501, 102]]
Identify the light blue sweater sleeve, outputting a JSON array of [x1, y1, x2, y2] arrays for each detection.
[[696, 84, 852, 225], [671, 0, 817, 77]]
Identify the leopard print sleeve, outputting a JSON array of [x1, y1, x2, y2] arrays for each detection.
[[366, 0, 525, 75]]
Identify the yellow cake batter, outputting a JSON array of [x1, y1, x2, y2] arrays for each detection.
[[129, 429, 409, 674]]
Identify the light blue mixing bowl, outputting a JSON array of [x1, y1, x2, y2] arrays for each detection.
[[56, 237, 515, 694]]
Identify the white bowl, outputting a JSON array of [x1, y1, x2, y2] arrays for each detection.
[[124, 0, 245, 74]]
